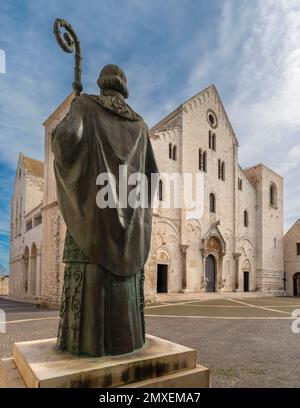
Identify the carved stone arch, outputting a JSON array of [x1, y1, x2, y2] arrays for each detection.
[[237, 247, 247, 258], [242, 259, 251, 271], [165, 234, 179, 244], [156, 232, 165, 246], [239, 238, 254, 249], [185, 219, 201, 233], [202, 222, 226, 256], [239, 239, 254, 258], [186, 223, 194, 233], [155, 219, 180, 243], [185, 221, 201, 247], [157, 249, 170, 262], [225, 228, 233, 236]]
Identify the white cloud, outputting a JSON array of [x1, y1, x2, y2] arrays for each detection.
[[188, 0, 300, 231]]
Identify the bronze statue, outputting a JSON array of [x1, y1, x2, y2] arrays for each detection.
[[52, 22, 158, 357]]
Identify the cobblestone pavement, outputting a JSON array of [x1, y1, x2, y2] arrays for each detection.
[[1, 296, 300, 387]]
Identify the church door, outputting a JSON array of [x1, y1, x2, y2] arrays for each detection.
[[205, 255, 216, 292], [244, 271, 249, 292], [157, 264, 168, 293], [293, 273, 300, 296]]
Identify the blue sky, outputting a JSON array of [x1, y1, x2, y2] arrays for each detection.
[[0, 0, 300, 272]]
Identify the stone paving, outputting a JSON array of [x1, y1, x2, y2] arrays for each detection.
[[1, 295, 300, 387]]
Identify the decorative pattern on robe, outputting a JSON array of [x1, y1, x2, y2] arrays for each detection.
[[57, 231, 145, 356]]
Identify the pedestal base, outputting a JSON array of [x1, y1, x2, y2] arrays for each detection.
[[0, 335, 209, 388]]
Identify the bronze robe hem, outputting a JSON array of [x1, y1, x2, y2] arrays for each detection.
[[57, 232, 145, 357]]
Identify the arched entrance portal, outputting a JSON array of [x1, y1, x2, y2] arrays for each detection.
[[293, 273, 300, 296], [242, 259, 251, 292], [205, 255, 216, 292]]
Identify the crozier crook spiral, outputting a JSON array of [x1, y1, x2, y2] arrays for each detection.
[[53, 18, 83, 96]]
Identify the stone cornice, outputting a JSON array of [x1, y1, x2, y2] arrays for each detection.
[[41, 201, 58, 212]]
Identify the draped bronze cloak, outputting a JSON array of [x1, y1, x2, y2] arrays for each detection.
[[51, 93, 158, 277]]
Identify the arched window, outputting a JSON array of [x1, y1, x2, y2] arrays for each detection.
[[209, 193, 216, 213], [244, 210, 249, 227], [221, 161, 225, 181], [212, 133, 216, 151], [218, 159, 221, 179], [169, 143, 172, 159], [270, 183, 277, 207], [159, 179, 163, 201], [208, 131, 212, 149], [209, 131, 216, 151], [173, 145, 177, 161], [238, 178, 243, 191], [199, 149, 203, 170], [203, 151, 207, 172]]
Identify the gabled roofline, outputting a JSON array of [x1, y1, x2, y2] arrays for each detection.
[[285, 218, 300, 236], [150, 86, 214, 133], [12, 153, 44, 193], [150, 84, 239, 146], [43, 92, 74, 127], [12, 152, 24, 190], [150, 106, 182, 133]]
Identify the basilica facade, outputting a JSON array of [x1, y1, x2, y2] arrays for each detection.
[[9, 85, 285, 307]]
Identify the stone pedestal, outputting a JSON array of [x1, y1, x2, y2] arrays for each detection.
[[0, 334, 209, 388]]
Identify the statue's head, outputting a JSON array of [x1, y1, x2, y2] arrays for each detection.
[[97, 64, 129, 99]]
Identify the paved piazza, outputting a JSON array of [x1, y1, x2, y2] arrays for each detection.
[[0, 296, 300, 387]]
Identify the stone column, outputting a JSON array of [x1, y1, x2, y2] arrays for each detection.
[[36, 249, 41, 298], [17, 259, 21, 294], [233, 253, 241, 291], [19, 259, 23, 295], [218, 253, 225, 291], [180, 244, 189, 291], [23, 257, 29, 296], [28, 256, 33, 296], [200, 244, 208, 293]]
